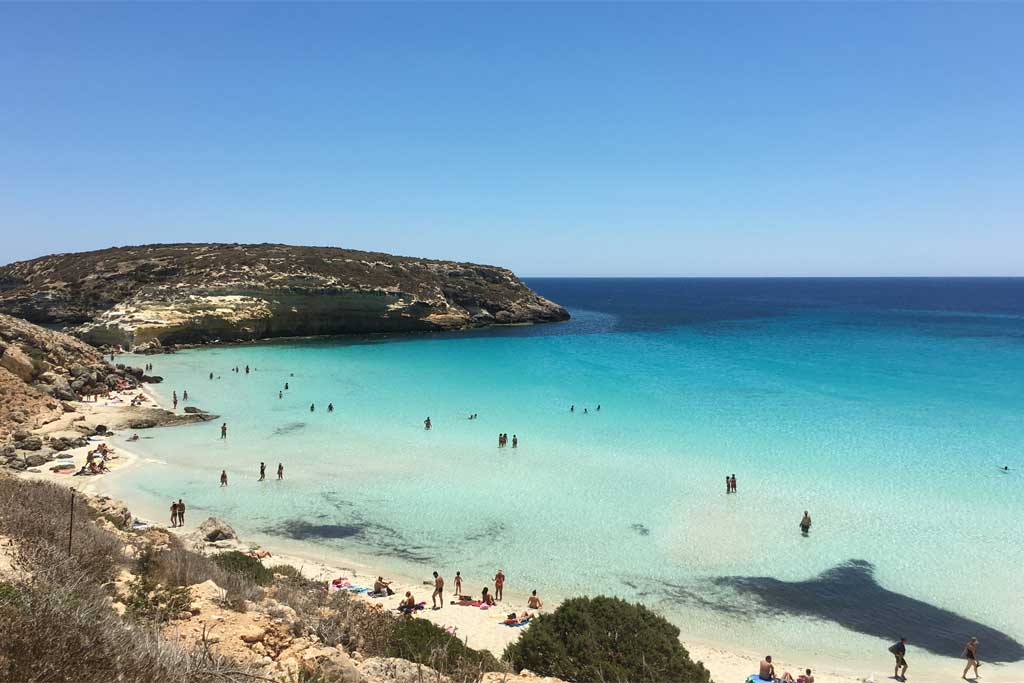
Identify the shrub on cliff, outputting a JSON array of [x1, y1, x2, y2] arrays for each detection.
[[211, 550, 274, 586], [503, 596, 711, 683]]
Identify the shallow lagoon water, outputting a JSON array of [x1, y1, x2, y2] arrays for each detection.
[[112, 278, 1024, 666]]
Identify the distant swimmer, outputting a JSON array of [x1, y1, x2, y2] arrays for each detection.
[[183, 390, 188, 401], [597, 404, 601, 411], [570, 404, 574, 412], [277, 463, 284, 480], [310, 403, 315, 412], [800, 511, 812, 535], [220, 423, 227, 439], [512, 434, 518, 448], [209, 372, 213, 380], [584, 407, 588, 414], [259, 462, 266, 481], [220, 470, 228, 486], [328, 403, 334, 413], [1000, 465, 1010, 472], [424, 417, 431, 430], [245, 365, 250, 374], [279, 391, 283, 399]]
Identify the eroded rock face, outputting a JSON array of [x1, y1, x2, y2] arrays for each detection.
[[196, 517, 237, 543], [0, 243, 569, 346]]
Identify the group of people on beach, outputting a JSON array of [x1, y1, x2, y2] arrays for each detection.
[[887, 635, 982, 682], [754, 656, 814, 683], [74, 442, 116, 476], [497, 433, 517, 448], [393, 568, 541, 617], [216, 462, 284, 486]]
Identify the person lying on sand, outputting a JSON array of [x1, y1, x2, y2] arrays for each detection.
[[504, 611, 532, 625], [247, 548, 271, 559]]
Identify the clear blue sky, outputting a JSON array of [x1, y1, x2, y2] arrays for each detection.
[[1, 3, 1021, 276]]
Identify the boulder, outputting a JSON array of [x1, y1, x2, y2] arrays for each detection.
[[12, 429, 31, 442], [197, 517, 236, 542], [358, 658, 447, 683], [17, 435, 43, 451], [9, 410, 28, 424], [141, 374, 163, 383], [238, 625, 266, 644], [1, 345, 34, 381], [24, 453, 48, 467], [183, 406, 207, 414]]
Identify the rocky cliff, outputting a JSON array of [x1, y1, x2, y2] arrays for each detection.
[[0, 243, 569, 347]]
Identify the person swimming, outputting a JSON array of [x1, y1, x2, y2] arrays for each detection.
[[424, 417, 431, 430], [310, 403, 315, 412], [328, 403, 334, 412]]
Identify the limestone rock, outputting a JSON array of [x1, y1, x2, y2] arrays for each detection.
[[197, 517, 236, 542], [358, 657, 448, 683], [1, 345, 34, 382]]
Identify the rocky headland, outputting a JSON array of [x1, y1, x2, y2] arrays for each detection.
[[0, 243, 569, 348]]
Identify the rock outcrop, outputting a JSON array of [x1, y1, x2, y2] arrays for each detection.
[[0, 312, 141, 448], [0, 243, 569, 347]]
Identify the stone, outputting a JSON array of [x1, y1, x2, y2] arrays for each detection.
[[1, 345, 35, 381], [182, 406, 207, 414], [357, 658, 448, 683], [24, 453, 48, 467], [17, 435, 43, 451], [239, 625, 266, 644], [12, 429, 30, 442], [197, 517, 237, 542]]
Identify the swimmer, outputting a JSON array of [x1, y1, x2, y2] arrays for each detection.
[[570, 404, 574, 412], [279, 391, 282, 399], [424, 417, 431, 430], [220, 470, 228, 486], [285, 382, 289, 390], [209, 372, 213, 380], [597, 404, 601, 411], [277, 463, 283, 480], [328, 403, 334, 412]]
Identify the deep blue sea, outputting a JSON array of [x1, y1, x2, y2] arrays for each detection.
[[110, 278, 1024, 668]]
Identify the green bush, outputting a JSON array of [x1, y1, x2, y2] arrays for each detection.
[[388, 618, 501, 677], [503, 596, 710, 683], [211, 550, 274, 586]]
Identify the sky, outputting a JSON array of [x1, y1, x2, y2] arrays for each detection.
[[1, 3, 1022, 277]]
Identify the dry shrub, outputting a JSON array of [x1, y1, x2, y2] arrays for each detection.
[[143, 538, 263, 610]]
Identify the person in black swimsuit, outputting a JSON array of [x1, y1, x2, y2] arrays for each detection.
[[889, 637, 908, 681]]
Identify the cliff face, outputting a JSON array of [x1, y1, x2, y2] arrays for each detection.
[[0, 243, 569, 347], [0, 313, 142, 448]]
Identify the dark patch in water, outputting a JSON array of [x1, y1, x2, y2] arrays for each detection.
[[714, 560, 1024, 663], [270, 520, 362, 540], [264, 516, 434, 565], [630, 523, 650, 536], [272, 422, 306, 436], [464, 521, 506, 543]]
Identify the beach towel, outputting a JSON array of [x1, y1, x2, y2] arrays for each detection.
[[745, 676, 776, 683], [456, 600, 483, 607], [398, 602, 427, 613], [503, 619, 530, 627], [345, 586, 369, 594]]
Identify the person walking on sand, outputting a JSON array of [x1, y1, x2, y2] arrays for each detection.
[[259, 462, 266, 481], [800, 511, 812, 535], [220, 470, 228, 486], [889, 637, 908, 681], [170, 501, 179, 527], [963, 637, 980, 680], [432, 571, 444, 609], [177, 498, 185, 526], [494, 569, 505, 601], [277, 463, 283, 480], [454, 571, 462, 597], [220, 423, 227, 439]]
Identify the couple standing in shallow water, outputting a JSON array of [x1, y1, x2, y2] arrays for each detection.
[[498, 433, 517, 448]]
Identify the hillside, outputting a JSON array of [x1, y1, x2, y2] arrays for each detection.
[[0, 243, 569, 347]]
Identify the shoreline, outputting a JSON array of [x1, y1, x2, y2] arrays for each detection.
[[18, 389, 1023, 683]]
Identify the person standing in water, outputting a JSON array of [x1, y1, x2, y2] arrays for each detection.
[[285, 382, 289, 390], [177, 498, 185, 527], [172, 391, 178, 410], [328, 403, 334, 412], [512, 434, 518, 448], [963, 637, 980, 680], [220, 423, 227, 439], [259, 462, 266, 481], [209, 372, 213, 380], [800, 511, 812, 535], [245, 365, 250, 374], [220, 470, 228, 486], [726, 475, 732, 494], [424, 417, 431, 430], [277, 463, 284, 480], [170, 501, 179, 528], [889, 637, 908, 681], [279, 391, 282, 399], [730, 474, 737, 493], [310, 403, 315, 412], [597, 404, 601, 411]]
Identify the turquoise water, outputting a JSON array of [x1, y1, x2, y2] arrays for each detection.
[[110, 279, 1024, 665]]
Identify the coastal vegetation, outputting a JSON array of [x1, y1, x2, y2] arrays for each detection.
[[505, 596, 711, 683]]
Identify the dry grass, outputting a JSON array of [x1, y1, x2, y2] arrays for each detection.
[[0, 476, 263, 682]]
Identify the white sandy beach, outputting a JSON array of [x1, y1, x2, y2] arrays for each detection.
[[19, 388, 1022, 683]]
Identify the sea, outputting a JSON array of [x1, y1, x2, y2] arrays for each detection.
[[110, 278, 1024, 669]]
